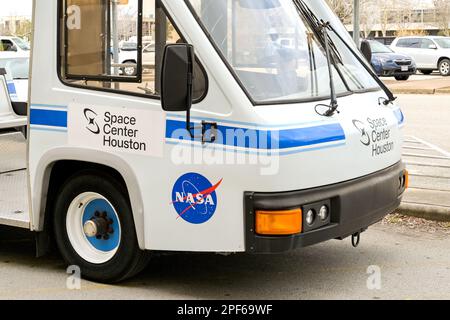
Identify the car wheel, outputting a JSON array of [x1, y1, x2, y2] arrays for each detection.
[[121, 61, 137, 76], [395, 75, 409, 81], [438, 59, 450, 76], [420, 70, 433, 75], [53, 171, 150, 283]]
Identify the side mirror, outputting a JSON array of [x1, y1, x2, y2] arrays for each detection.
[[11, 45, 18, 52], [360, 40, 372, 63], [428, 44, 438, 50], [161, 43, 194, 113]]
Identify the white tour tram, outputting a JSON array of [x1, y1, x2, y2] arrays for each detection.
[[0, 0, 408, 283]]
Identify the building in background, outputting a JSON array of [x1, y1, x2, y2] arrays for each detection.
[[0, 16, 32, 40]]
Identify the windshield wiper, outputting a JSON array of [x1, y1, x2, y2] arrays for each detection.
[[326, 24, 397, 105], [293, 0, 341, 116], [292, 0, 397, 107], [317, 20, 339, 116]]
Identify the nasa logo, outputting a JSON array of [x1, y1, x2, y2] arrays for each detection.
[[171, 173, 223, 224]]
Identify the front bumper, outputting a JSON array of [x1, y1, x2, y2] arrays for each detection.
[[380, 66, 416, 77], [245, 162, 406, 253]]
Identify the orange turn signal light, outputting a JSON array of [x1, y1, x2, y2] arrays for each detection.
[[404, 169, 409, 189], [256, 209, 302, 236]]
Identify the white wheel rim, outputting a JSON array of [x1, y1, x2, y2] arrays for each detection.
[[124, 66, 136, 76], [441, 62, 449, 74], [66, 192, 122, 264]]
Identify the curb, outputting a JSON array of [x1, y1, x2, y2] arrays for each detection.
[[389, 88, 450, 95], [398, 202, 450, 222]]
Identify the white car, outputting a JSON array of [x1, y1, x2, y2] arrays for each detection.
[[390, 36, 450, 76], [0, 36, 30, 58], [117, 42, 155, 76]]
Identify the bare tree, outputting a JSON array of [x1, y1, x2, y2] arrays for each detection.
[[326, 0, 353, 24], [434, 0, 450, 36]]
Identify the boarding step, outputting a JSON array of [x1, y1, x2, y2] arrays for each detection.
[[0, 170, 29, 229]]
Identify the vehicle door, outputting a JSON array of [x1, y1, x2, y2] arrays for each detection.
[[418, 38, 439, 69]]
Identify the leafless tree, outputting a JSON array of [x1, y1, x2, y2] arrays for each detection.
[[434, 0, 450, 36]]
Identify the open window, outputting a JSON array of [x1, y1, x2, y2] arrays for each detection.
[[62, 0, 143, 82], [59, 0, 207, 101]]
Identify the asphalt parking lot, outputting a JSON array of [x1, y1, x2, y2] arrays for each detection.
[[0, 94, 448, 300]]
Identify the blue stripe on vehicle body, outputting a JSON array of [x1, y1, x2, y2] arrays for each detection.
[[393, 108, 405, 126], [29, 106, 347, 151], [30, 108, 67, 128], [166, 119, 346, 150]]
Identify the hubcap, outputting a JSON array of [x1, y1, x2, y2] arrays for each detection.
[[66, 192, 121, 264], [124, 66, 136, 76], [441, 62, 450, 75]]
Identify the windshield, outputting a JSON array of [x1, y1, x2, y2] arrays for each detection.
[[12, 37, 30, 51], [434, 38, 450, 49], [369, 40, 392, 54], [186, 0, 379, 104]]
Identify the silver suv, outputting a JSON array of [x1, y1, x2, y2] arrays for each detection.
[[390, 36, 450, 76]]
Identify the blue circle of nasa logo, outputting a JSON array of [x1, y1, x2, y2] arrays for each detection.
[[171, 173, 223, 224]]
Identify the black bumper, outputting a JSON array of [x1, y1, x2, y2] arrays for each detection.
[[245, 162, 406, 253]]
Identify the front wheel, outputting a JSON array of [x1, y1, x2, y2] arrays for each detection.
[[53, 172, 150, 283], [438, 59, 450, 76], [121, 61, 137, 76], [395, 75, 409, 81]]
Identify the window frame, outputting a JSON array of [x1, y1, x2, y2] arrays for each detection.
[[56, 0, 209, 104], [61, 0, 144, 83]]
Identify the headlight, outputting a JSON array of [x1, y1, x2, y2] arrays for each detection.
[[305, 209, 315, 226], [318, 205, 329, 221]]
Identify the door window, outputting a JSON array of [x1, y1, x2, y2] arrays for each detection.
[[0, 40, 15, 52], [397, 38, 420, 48], [59, 0, 207, 101]]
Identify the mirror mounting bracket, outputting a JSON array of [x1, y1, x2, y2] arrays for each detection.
[[186, 109, 218, 144]]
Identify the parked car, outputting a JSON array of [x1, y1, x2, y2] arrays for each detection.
[[0, 36, 30, 58], [0, 57, 29, 115], [117, 42, 155, 76], [390, 36, 450, 76], [367, 40, 416, 81]]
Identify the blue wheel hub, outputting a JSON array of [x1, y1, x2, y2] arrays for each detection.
[[82, 199, 120, 252]]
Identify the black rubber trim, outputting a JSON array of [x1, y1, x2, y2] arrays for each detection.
[[12, 102, 28, 116], [245, 162, 406, 253]]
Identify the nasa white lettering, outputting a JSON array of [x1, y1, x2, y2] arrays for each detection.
[[68, 104, 165, 157]]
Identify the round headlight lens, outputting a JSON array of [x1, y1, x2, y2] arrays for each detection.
[[306, 209, 315, 226], [319, 205, 329, 221]]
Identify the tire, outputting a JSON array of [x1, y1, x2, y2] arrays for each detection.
[[121, 61, 137, 76], [53, 171, 150, 283], [438, 59, 450, 76], [420, 70, 433, 75], [395, 75, 409, 81]]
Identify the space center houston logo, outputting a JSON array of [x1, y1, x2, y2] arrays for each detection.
[[68, 104, 165, 157], [352, 117, 394, 157], [171, 173, 223, 224]]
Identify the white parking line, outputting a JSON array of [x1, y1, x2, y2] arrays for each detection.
[[408, 136, 450, 158]]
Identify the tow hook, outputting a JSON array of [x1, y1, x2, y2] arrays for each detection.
[[351, 232, 361, 248]]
